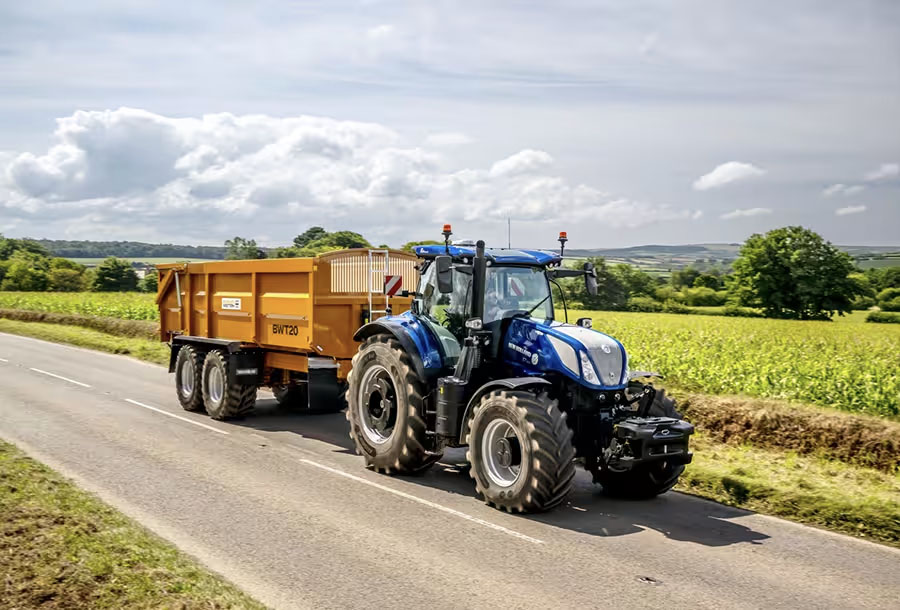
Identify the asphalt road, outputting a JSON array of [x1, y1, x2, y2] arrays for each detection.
[[1, 332, 898, 609]]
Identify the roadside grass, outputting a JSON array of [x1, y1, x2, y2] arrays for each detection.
[[0, 318, 168, 365], [0, 440, 266, 609], [676, 391, 900, 471], [679, 434, 900, 546], [0, 308, 158, 339]]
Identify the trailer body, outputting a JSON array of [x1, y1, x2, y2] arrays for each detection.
[[157, 249, 417, 413]]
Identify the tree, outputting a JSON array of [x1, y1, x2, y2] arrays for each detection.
[[225, 237, 266, 260], [670, 267, 701, 289], [401, 240, 442, 252], [293, 227, 328, 249], [730, 226, 859, 320], [48, 268, 86, 291], [560, 257, 627, 310], [92, 257, 139, 292], [0, 234, 51, 260], [0, 252, 50, 291], [140, 272, 159, 293], [611, 264, 657, 298], [693, 272, 723, 290]]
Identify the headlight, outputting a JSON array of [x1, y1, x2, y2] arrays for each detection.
[[579, 350, 600, 385], [548, 335, 578, 374]]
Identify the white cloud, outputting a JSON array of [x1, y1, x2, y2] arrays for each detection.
[[693, 162, 765, 191], [720, 207, 772, 220], [366, 24, 395, 41], [424, 132, 474, 147], [489, 149, 554, 178], [1, 108, 700, 244], [822, 183, 865, 197], [864, 162, 899, 181], [835, 205, 866, 216]]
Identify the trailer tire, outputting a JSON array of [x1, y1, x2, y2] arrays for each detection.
[[202, 350, 257, 420], [467, 390, 576, 513], [596, 389, 685, 498], [346, 335, 438, 474], [174, 346, 205, 412]]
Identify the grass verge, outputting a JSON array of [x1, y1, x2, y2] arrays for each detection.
[[0, 440, 266, 609], [0, 318, 168, 365], [0, 308, 158, 339], [678, 434, 900, 546], [676, 392, 900, 472]]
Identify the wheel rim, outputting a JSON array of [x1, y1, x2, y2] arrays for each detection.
[[481, 418, 523, 487], [357, 364, 398, 445], [179, 357, 194, 397], [208, 364, 224, 404]]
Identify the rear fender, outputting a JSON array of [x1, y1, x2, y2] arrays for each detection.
[[458, 377, 552, 444], [353, 316, 443, 381]]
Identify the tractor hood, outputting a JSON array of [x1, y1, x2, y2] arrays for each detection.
[[502, 318, 628, 390]]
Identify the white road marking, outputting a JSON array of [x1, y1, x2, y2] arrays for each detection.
[[29, 367, 91, 388], [125, 399, 229, 435], [298, 458, 545, 545], [0, 357, 8, 362]]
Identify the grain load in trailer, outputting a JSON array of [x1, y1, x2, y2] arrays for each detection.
[[156, 249, 418, 419]]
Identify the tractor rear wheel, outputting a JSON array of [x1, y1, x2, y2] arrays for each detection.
[[467, 390, 576, 513], [174, 346, 205, 412], [596, 389, 685, 498], [201, 350, 257, 420], [346, 335, 438, 473]]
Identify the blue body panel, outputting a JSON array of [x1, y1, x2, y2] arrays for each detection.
[[374, 311, 446, 376], [501, 318, 628, 390], [414, 245, 561, 266]]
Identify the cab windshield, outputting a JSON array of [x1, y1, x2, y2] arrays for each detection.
[[484, 265, 553, 323]]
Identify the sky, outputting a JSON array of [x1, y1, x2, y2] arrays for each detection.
[[1, 0, 898, 250]]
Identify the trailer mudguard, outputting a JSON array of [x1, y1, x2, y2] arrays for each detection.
[[168, 335, 243, 372], [458, 377, 552, 443], [354, 314, 445, 381]]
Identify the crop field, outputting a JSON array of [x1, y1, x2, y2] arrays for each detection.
[[571, 309, 900, 418], [1, 292, 896, 417], [0, 292, 157, 321]]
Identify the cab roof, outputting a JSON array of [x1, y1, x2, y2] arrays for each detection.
[[414, 244, 562, 266]]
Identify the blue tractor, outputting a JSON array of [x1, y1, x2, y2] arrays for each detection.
[[347, 227, 694, 513]]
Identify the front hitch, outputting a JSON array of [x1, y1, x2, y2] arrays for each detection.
[[605, 417, 694, 471]]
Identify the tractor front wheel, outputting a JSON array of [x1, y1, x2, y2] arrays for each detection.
[[467, 390, 575, 513], [346, 335, 438, 473]]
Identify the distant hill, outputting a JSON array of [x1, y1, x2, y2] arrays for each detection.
[[566, 243, 899, 273], [37, 239, 228, 260]]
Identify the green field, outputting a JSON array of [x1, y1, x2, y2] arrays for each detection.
[[573, 309, 900, 418], [0, 292, 157, 321], [1, 292, 896, 417]]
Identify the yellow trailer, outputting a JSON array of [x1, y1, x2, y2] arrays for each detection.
[[156, 249, 418, 419]]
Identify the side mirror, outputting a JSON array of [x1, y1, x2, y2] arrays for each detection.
[[583, 262, 598, 296], [436, 255, 453, 294]]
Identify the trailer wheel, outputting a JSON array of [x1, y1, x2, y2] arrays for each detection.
[[467, 390, 575, 513], [201, 350, 257, 420], [174, 346, 205, 412], [346, 335, 438, 473], [596, 389, 685, 498]]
